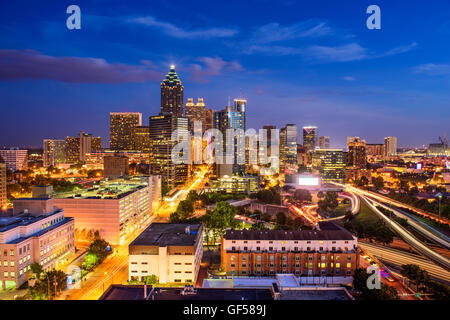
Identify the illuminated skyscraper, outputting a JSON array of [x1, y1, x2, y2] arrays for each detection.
[[303, 126, 318, 152], [110, 112, 142, 151], [64, 132, 101, 164], [185, 98, 206, 133], [161, 65, 184, 117], [280, 124, 298, 171], [133, 126, 151, 152], [347, 137, 367, 168], [149, 114, 189, 189], [384, 136, 397, 159], [318, 136, 330, 149], [312, 149, 346, 184], [213, 99, 246, 176], [65, 136, 80, 164], [0, 149, 28, 171], [43, 139, 66, 167]]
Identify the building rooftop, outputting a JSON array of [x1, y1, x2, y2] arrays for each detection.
[[100, 285, 274, 300], [224, 225, 354, 241], [279, 288, 352, 300], [130, 223, 202, 247], [52, 177, 149, 200]]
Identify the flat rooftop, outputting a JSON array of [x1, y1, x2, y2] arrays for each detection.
[[99, 285, 274, 300], [52, 177, 148, 200], [280, 288, 352, 300], [0, 209, 63, 232], [130, 223, 202, 247]]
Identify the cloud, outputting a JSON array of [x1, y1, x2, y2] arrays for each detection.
[[381, 42, 418, 57], [304, 43, 368, 62], [413, 63, 450, 76], [0, 49, 163, 83], [250, 21, 333, 44], [343, 76, 356, 81], [188, 57, 243, 83], [128, 16, 238, 39]]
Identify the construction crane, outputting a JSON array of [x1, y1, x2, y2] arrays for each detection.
[[439, 133, 448, 149]]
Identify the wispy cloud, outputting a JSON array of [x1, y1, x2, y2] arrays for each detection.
[[343, 76, 356, 81], [128, 16, 238, 39], [249, 20, 333, 44], [187, 57, 243, 83], [0, 49, 163, 83], [381, 42, 418, 57], [413, 63, 450, 75], [304, 43, 368, 62]]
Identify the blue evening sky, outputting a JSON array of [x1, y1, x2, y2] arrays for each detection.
[[0, 0, 449, 148]]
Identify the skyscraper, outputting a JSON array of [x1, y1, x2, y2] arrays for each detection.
[[213, 99, 246, 176], [64, 132, 102, 164], [318, 136, 330, 149], [65, 136, 80, 164], [149, 114, 189, 189], [0, 162, 6, 210], [312, 149, 346, 184], [133, 126, 151, 152], [280, 124, 298, 171], [161, 65, 184, 117], [185, 98, 206, 133], [303, 126, 318, 152], [0, 149, 28, 171], [347, 137, 367, 168], [110, 112, 142, 151], [384, 136, 397, 159], [43, 139, 66, 167]]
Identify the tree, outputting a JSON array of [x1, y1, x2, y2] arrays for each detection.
[[142, 274, 158, 285], [201, 201, 239, 246], [250, 222, 267, 230], [275, 212, 287, 226], [29, 262, 44, 279], [318, 191, 339, 212], [170, 200, 195, 222], [355, 176, 369, 188], [353, 268, 398, 300], [88, 237, 111, 264], [372, 177, 384, 190], [293, 189, 312, 203], [261, 212, 272, 222], [401, 264, 430, 291]]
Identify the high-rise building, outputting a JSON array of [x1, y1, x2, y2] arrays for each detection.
[[64, 132, 102, 164], [347, 137, 367, 168], [149, 114, 189, 189], [204, 108, 214, 132], [161, 65, 184, 117], [110, 112, 142, 151], [280, 124, 298, 171], [43, 139, 66, 167], [366, 144, 384, 157], [384, 136, 397, 159], [185, 98, 207, 133], [312, 149, 346, 184], [0, 162, 6, 209], [104, 155, 129, 179], [318, 136, 330, 149], [303, 126, 318, 152], [213, 100, 247, 176], [346, 137, 360, 151], [65, 136, 80, 164], [133, 126, 151, 152], [0, 149, 28, 171]]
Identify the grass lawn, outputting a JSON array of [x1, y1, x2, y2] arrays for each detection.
[[353, 201, 380, 225]]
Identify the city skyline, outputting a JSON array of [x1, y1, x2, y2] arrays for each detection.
[[1, 0, 449, 149]]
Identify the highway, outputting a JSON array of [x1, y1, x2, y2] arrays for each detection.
[[359, 242, 450, 284], [360, 195, 450, 270]]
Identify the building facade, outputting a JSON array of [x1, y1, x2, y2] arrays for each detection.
[[128, 223, 203, 284], [110, 112, 142, 151], [133, 126, 151, 152], [347, 137, 367, 168], [185, 98, 207, 133], [280, 124, 298, 172], [161, 65, 184, 117], [312, 149, 346, 184], [43, 139, 66, 167], [318, 136, 330, 149], [302, 126, 318, 152], [103, 155, 129, 178], [384, 136, 397, 160], [0, 149, 28, 172], [0, 198, 75, 289], [221, 227, 359, 277], [0, 163, 6, 210]]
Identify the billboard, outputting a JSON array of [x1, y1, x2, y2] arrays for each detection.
[[298, 177, 320, 186]]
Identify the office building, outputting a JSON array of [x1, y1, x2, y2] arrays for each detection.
[[128, 223, 203, 284], [0, 163, 6, 210], [280, 124, 298, 171], [213, 99, 247, 176], [43, 139, 66, 167], [204, 108, 214, 132], [318, 136, 330, 149], [149, 114, 189, 189], [104, 154, 129, 179], [220, 224, 359, 277], [65, 132, 101, 164], [185, 98, 207, 133], [366, 144, 384, 158], [65, 136, 80, 164], [110, 112, 142, 151], [53, 176, 156, 245], [384, 137, 397, 159], [0, 197, 75, 289], [161, 65, 184, 117], [0, 149, 28, 172], [85, 150, 150, 170], [209, 175, 260, 194], [133, 126, 151, 152], [302, 127, 318, 152], [312, 149, 346, 184], [347, 137, 367, 168]]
